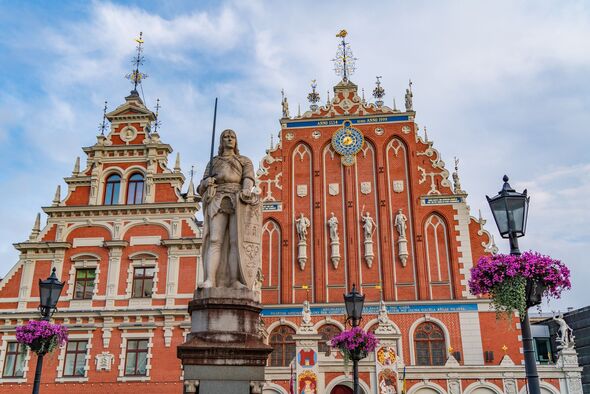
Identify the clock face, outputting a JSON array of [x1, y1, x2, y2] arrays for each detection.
[[331, 122, 364, 156]]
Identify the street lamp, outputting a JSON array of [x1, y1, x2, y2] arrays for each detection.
[[487, 175, 539, 394], [343, 284, 365, 394], [32, 268, 64, 394]]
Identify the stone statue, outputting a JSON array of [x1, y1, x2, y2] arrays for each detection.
[[405, 88, 413, 111], [197, 129, 261, 289], [361, 211, 377, 240], [302, 300, 312, 326], [554, 313, 575, 348], [281, 89, 290, 118], [328, 212, 339, 241], [296, 213, 311, 242], [394, 209, 407, 239]]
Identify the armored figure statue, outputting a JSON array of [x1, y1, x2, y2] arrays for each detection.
[[361, 211, 377, 240], [296, 213, 311, 242], [553, 313, 575, 348], [197, 129, 261, 289], [328, 212, 339, 241]]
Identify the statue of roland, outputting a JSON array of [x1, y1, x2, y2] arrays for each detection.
[[197, 129, 262, 290]]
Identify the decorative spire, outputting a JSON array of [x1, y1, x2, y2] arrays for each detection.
[[452, 157, 466, 194], [361, 88, 366, 104], [326, 90, 330, 105], [393, 98, 398, 111], [52, 185, 61, 206], [174, 152, 181, 173], [72, 157, 80, 176], [152, 98, 161, 134], [297, 103, 301, 118], [29, 213, 41, 241], [270, 132, 274, 150], [332, 29, 357, 82], [404, 78, 413, 111], [281, 89, 290, 118], [373, 76, 385, 107], [307, 80, 320, 111], [125, 32, 148, 94], [424, 125, 429, 142], [186, 165, 196, 202], [98, 100, 108, 135]]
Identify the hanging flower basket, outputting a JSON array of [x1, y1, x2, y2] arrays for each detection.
[[330, 326, 378, 365], [469, 251, 570, 318], [16, 320, 68, 355]]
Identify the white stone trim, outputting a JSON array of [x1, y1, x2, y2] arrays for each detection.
[[265, 320, 299, 343], [130, 236, 161, 246], [453, 202, 476, 298], [458, 312, 484, 365], [312, 317, 346, 332], [463, 381, 503, 394], [117, 331, 154, 381], [406, 381, 447, 394], [72, 237, 104, 248], [408, 316, 450, 365], [324, 375, 371, 394], [0, 335, 31, 383], [55, 332, 92, 382], [262, 382, 289, 394]]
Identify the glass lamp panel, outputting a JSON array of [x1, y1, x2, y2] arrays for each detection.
[[507, 197, 524, 233], [489, 198, 509, 236], [49, 285, 63, 307]]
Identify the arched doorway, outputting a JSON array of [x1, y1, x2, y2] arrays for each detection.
[[331, 384, 353, 394]]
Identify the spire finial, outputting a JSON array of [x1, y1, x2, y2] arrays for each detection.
[[270, 133, 274, 150], [297, 103, 301, 118], [424, 126, 429, 142], [174, 152, 181, 173], [52, 185, 61, 206], [186, 165, 196, 202], [99, 100, 108, 135], [29, 213, 41, 241], [153, 98, 161, 133], [393, 98, 398, 111], [73, 157, 80, 175], [326, 90, 330, 105], [125, 32, 148, 94], [373, 76, 385, 107], [361, 88, 366, 104], [332, 29, 357, 81], [307, 80, 320, 111], [452, 156, 465, 194]]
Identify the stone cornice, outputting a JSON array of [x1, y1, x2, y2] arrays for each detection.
[[13, 241, 71, 252], [42, 202, 200, 217], [83, 142, 172, 154], [103, 240, 129, 249], [161, 238, 201, 248]]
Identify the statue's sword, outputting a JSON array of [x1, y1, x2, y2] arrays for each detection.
[[207, 98, 218, 200]]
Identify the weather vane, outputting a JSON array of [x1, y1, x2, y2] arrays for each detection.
[[125, 32, 148, 92], [98, 100, 108, 135], [153, 98, 161, 133], [332, 29, 357, 81]]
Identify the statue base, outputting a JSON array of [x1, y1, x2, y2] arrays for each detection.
[[177, 288, 272, 394]]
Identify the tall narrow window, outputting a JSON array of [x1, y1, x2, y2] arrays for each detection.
[[104, 174, 121, 205], [74, 269, 96, 300], [132, 267, 155, 298], [63, 340, 88, 377], [2, 342, 25, 378], [124, 339, 148, 376], [318, 324, 341, 356], [268, 326, 296, 367], [126, 173, 144, 204], [414, 322, 446, 366]]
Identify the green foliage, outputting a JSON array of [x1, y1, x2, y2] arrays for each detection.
[[489, 276, 527, 319]]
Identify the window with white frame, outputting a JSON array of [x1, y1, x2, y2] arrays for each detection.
[[66, 256, 100, 302], [2, 342, 25, 378], [118, 332, 153, 381], [132, 267, 155, 298], [62, 340, 88, 377], [125, 253, 159, 301], [73, 269, 96, 300]]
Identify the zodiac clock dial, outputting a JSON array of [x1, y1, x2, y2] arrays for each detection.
[[331, 121, 364, 161]]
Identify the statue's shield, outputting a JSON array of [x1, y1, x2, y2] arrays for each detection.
[[236, 196, 262, 289]]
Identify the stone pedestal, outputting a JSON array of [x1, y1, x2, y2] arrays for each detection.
[[177, 288, 273, 394]]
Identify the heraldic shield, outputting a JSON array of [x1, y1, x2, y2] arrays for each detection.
[[236, 193, 262, 289]]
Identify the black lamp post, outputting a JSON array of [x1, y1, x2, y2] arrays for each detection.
[[32, 268, 64, 394], [343, 284, 365, 394], [487, 175, 539, 394]]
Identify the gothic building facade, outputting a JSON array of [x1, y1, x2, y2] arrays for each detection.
[[0, 38, 582, 394]]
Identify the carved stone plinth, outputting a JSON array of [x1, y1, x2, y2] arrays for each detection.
[[177, 288, 273, 393]]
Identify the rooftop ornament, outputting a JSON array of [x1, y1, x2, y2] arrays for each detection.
[[307, 80, 320, 111], [372, 76, 385, 107], [125, 32, 148, 96], [332, 29, 357, 82]]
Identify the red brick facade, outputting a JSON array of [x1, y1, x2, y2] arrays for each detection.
[[0, 77, 574, 394]]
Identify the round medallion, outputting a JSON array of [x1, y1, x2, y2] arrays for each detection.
[[375, 127, 384, 136], [341, 154, 356, 166], [311, 130, 321, 139], [331, 121, 364, 157], [402, 125, 411, 134], [285, 132, 294, 141]]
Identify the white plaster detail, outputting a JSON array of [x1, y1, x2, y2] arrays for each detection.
[[360, 181, 371, 195], [297, 184, 308, 197], [393, 180, 404, 193], [458, 312, 484, 365], [328, 183, 339, 196], [130, 236, 161, 246], [95, 352, 115, 371], [72, 237, 105, 247]]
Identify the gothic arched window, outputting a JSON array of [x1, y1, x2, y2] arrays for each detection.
[[104, 174, 121, 205], [268, 325, 296, 367], [414, 322, 446, 366], [127, 173, 145, 204], [317, 324, 341, 356]]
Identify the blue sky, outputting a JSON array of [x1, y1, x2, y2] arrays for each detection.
[[0, 1, 588, 311]]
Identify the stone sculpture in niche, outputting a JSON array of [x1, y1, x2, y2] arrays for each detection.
[[296, 213, 311, 270], [327, 212, 341, 269], [361, 211, 377, 267], [394, 209, 409, 267]]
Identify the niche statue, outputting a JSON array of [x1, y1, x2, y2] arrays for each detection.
[[197, 129, 262, 290]]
